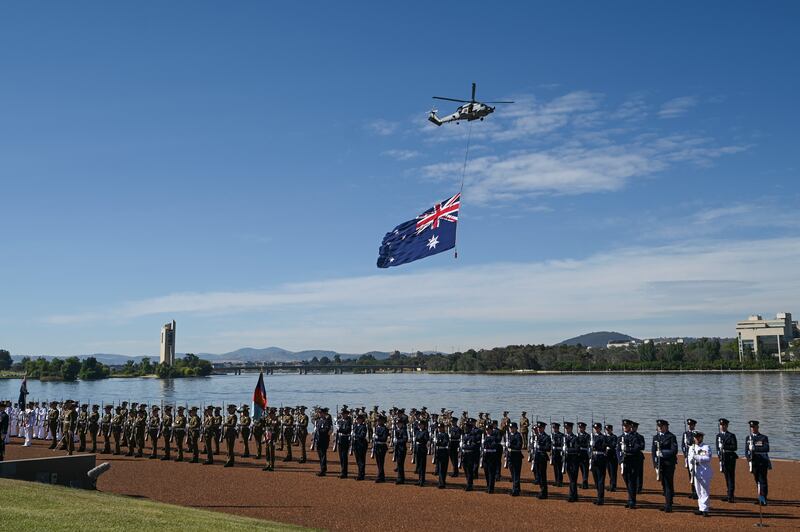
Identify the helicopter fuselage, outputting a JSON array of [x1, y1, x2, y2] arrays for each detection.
[[428, 102, 495, 126]]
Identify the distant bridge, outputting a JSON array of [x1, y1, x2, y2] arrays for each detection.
[[212, 364, 420, 376]]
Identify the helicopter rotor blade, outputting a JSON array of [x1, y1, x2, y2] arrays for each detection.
[[432, 96, 470, 103], [471, 83, 476, 102], [484, 100, 515, 104]]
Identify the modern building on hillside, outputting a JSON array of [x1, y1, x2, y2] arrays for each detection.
[[736, 313, 799, 363], [607, 339, 638, 349], [160, 320, 176, 366]]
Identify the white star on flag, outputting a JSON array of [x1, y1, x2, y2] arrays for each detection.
[[427, 235, 439, 250]]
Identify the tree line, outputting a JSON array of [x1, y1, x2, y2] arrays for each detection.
[[0, 351, 212, 381], [332, 338, 800, 372]]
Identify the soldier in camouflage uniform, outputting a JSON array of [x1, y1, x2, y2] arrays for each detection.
[[223, 404, 238, 467], [239, 405, 252, 458], [147, 405, 161, 459], [187, 406, 201, 463], [282, 407, 294, 462], [252, 414, 265, 459], [520, 412, 530, 450], [76, 403, 89, 452], [263, 408, 279, 471], [88, 404, 100, 453], [47, 401, 60, 450], [296, 406, 309, 463], [172, 406, 187, 461], [100, 404, 113, 454], [202, 406, 215, 465], [160, 405, 173, 460], [134, 404, 147, 458]]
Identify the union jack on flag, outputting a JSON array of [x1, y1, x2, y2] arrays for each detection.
[[415, 192, 460, 233], [377, 192, 460, 268]]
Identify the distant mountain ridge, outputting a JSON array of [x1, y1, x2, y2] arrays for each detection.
[[557, 331, 639, 348]]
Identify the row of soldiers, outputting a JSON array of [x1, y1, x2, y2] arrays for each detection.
[[2, 400, 772, 515]]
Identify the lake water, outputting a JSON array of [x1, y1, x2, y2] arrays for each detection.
[[2, 372, 798, 459]]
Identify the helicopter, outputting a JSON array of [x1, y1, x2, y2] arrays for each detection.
[[427, 82, 513, 126]]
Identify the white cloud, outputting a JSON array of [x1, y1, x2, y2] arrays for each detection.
[[492, 91, 603, 141], [365, 119, 399, 136], [45, 237, 800, 349], [381, 149, 420, 161], [422, 134, 745, 202], [658, 96, 698, 118]]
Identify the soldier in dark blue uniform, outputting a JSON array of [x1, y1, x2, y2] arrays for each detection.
[[393, 417, 408, 484], [682, 418, 699, 499], [373, 414, 389, 483], [620, 419, 644, 509], [532, 421, 552, 499], [652, 419, 679, 512], [461, 419, 479, 491], [491, 419, 503, 481], [336, 407, 352, 479], [576, 421, 591, 489], [563, 421, 581, 502], [314, 407, 332, 476], [590, 422, 607, 505], [507, 422, 524, 496], [745, 420, 770, 505], [414, 420, 429, 486], [716, 418, 738, 503], [482, 425, 499, 493], [550, 422, 564, 487], [352, 412, 369, 481], [448, 419, 462, 477], [604, 423, 618, 492], [434, 422, 450, 488]]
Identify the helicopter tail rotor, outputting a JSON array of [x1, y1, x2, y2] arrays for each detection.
[[427, 109, 443, 126]]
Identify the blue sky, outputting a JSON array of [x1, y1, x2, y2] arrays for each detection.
[[2, 2, 799, 356]]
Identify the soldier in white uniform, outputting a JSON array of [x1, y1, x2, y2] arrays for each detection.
[[8, 404, 18, 439], [23, 403, 35, 446], [688, 431, 713, 517], [37, 403, 47, 439]]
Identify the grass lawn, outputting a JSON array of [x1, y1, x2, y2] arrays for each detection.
[[0, 478, 311, 531]]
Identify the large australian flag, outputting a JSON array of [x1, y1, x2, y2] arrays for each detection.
[[377, 192, 460, 268]]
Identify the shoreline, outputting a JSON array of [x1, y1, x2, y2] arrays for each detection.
[[3, 367, 800, 380]]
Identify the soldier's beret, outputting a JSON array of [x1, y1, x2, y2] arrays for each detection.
[[164, 405, 172, 410], [564, 421, 574, 428], [748, 420, 759, 427], [592, 422, 602, 430], [80, 404, 88, 409], [189, 406, 198, 411], [604, 424, 613, 430], [510, 422, 518, 429], [422, 406, 427, 410], [551, 422, 560, 428], [536, 421, 546, 429], [152, 405, 160, 410], [577, 421, 587, 428], [622, 419, 632, 425], [214, 406, 221, 411], [91, 404, 99, 409], [177, 406, 185, 410], [656, 419, 669, 426], [322, 407, 329, 412], [104, 404, 112, 409], [521, 411, 527, 415], [686, 418, 697, 425], [719, 418, 729, 425], [242, 404, 249, 410], [356, 413, 366, 420]]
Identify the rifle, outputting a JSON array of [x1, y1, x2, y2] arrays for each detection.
[[502, 430, 509, 469], [478, 433, 485, 468], [682, 414, 689, 470], [717, 434, 724, 473], [748, 435, 754, 473], [411, 424, 417, 465], [548, 416, 553, 465], [370, 428, 376, 459], [532, 427, 540, 472], [349, 416, 355, 456], [688, 443, 696, 485], [332, 405, 339, 452], [561, 417, 567, 474], [457, 433, 464, 469], [655, 440, 662, 481], [589, 428, 595, 472], [619, 418, 625, 476]]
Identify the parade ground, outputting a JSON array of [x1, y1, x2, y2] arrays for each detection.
[[6, 440, 800, 531]]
